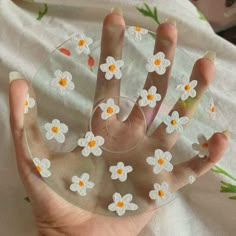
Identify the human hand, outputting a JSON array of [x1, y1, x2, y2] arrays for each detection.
[[9, 7, 229, 236]]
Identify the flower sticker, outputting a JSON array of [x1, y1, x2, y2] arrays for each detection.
[[128, 26, 148, 41], [149, 182, 171, 205], [188, 175, 196, 184], [72, 33, 93, 55], [51, 70, 75, 96], [163, 111, 189, 134], [24, 93, 35, 114], [108, 192, 138, 216], [78, 131, 104, 157], [146, 149, 173, 174], [206, 98, 216, 120], [99, 98, 120, 120], [70, 173, 94, 196], [138, 86, 161, 108], [192, 134, 209, 158], [100, 56, 124, 80], [176, 77, 198, 101], [33, 158, 51, 178], [44, 119, 68, 143], [146, 52, 171, 75], [109, 162, 133, 182]]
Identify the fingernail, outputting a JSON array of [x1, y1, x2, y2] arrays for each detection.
[[111, 6, 123, 16], [165, 18, 176, 26], [203, 51, 216, 63], [222, 130, 230, 140], [9, 71, 24, 83]]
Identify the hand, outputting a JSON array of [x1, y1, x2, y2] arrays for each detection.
[[9, 8, 228, 236]]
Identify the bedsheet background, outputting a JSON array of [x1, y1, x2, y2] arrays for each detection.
[[0, 0, 236, 235]]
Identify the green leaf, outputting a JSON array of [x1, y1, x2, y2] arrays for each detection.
[[37, 3, 48, 20], [220, 181, 236, 193], [211, 165, 236, 182], [197, 9, 208, 22], [137, 3, 160, 25], [229, 196, 236, 200]]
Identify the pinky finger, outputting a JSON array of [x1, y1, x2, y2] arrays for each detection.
[[171, 131, 229, 192]]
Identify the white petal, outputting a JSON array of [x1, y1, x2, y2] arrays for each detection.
[[106, 56, 115, 64], [107, 98, 115, 105], [172, 111, 179, 119], [190, 80, 198, 88], [113, 192, 121, 202], [82, 147, 91, 157], [124, 165, 133, 173], [91, 146, 102, 156], [149, 100, 157, 108], [154, 149, 163, 157], [55, 132, 65, 143], [101, 112, 110, 120], [138, 98, 148, 107], [189, 89, 196, 98], [40, 169, 51, 178], [146, 156, 155, 165], [175, 124, 184, 133], [163, 162, 173, 172], [149, 190, 157, 200], [163, 59, 171, 67], [63, 71, 72, 81], [78, 187, 87, 196], [114, 69, 122, 79], [153, 165, 162, 174], [78, 138, 86, 147], [166, 125, 175, 134], [140, 89, 148, 97], [179, 116, 189, 125], [81, 173, 89, 181], [164, 152, 172, 161], [40, 159, 51, 169], [105, 71, 114, 80], [70, 183, 78, 192], [126, 203, 138, 211], [44, 123, 52, 131], [117, 207, 126, 216], [72, 176, 80, 183], [163, 116, 172, 125], [146, 63, 155, 72], [60, 123, 68, 133], [85, 131, 94, 140], [116, 60, 124, 67], [54, 70, 62, 78], [46, 131, 54, 140], [100, 63, 108, 72], [119, 173, 128, 182], [108, 203, 117, 211], [33, 158, 41, 166], [95, 136, 105, 146], [67, 81, 75, 90], [192, 143, 200, 151], [29, 98, 35, 108], [181, 92, 189, 101], [149, 86, 157, 94], [86, 181, 95, 189], [176, 84, 184, 91], [52, 119, 60, 126], [155, 65, 166, 75], [58, 86, 67, 95]]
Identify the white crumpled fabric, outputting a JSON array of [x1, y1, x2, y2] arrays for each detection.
[[0, 0, 235, 235]]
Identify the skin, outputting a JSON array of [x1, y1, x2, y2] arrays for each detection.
[[9, 11, 228, 236]]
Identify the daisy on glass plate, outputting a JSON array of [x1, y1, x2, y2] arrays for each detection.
[[149, 182, 171, 206], [51, 70, 75, 96], [44, 119, 68, 143], [176, 76, 198, 101], [109, 162, 133, 182], [33, 158, 51, 178], [138, 86, 161, 108], [72, 33, 93, 55], [192, 134, 209, 158], [78, 131, 104, 157], [100, 56, 124, 80], [99, 98, 120, 120], [146, 149, 173, 174], [163, 111, 189, 134], [24, 93, 35, 114], [70, 173, 94, 196], [146, 52, 171, 75], [108, 192, 138, 216], [128, 26, 148, 41]]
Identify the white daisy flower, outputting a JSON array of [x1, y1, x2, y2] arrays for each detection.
[[149, 182, 171, 206], [51, 70, 75, 96], [188, 175, 196, 184], [146, 149, 173, 174], [128, 26, 148, 41], [192, 134, 209, 158], [176, 77, 198, 101], [100, 56, 124, 80], [69, 173, 94, 196], [109, 162, 133, 182], [33, 157, 51, 178], [163, 111, 189, 134], [78, 131, 104, 157], [206, 98, 216, 120], [138, 86, 161, 108], [99, 98, 120, 120], [44, 119, 68, 143], [24, 93, 35, 114], [146, 52, 171, 75], [72, 33, 93, 55], [108, 192, 138, 216]]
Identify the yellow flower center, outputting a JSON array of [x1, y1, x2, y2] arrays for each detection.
[[135, 26, 141, 32], [147, 94, 154, 101], [202, 142, 208, 148], [184, 84, 191, 91], [36, 165, 42, 173], [158, 158, 165, 165], [117, 168, 123, 175], [78, 180, 84, 187], [88, 140, 96, 148], [106, 106, 114, 114], [211, 106, 215, 113], [171, 119, 177, 125], [116, 201, 124, 208], [59, 78, 67, 87], [154, 59, 161, 66], [78, 39, 85, 46], [25, 100, 29, 107], [51, 126, 59, 133], [109, 64, 116, 72], [158, 189, 165, 198]]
